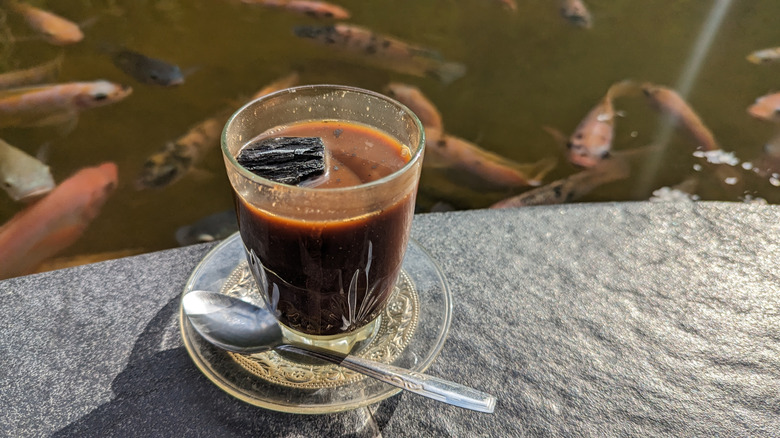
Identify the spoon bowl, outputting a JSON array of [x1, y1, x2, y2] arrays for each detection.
[[182, 290, 496, 413]]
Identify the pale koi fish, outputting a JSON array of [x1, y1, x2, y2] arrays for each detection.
[[384, 82, 444, 131], [293, 24, 467, 84], [641, 83, 718, 151], [0, 80, 132, 130], [560, 0, 592, 29], [136, 73, 300, 189], [565, 79, 638, 168], [0, 53, 63, 90], [425, 127, 557, 189], [242, 0, 350, 19], [0, 162, 117, 280], [6, 1, 84, 45], [0, 137, 54, 201], [747, 91, 780, 123], [747, 47, 780, 64], [490, 154, 630, 208]]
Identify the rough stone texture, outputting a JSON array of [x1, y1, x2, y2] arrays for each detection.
[[1, 202, 779, 437]]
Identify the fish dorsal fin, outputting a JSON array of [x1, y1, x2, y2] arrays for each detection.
[[0, 83, 60, 99]]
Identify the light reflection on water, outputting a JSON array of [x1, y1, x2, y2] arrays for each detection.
[[0, 0, 778, 268]]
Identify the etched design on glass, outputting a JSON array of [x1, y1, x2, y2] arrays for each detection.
[[219, 261, 420, 389], [241, 245, 278, 315], [340, 240, 384, 331]]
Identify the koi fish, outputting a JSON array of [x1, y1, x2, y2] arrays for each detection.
[[109, 47, 185, 87], [0, 137, 54, 201], [747, 47, 780, 64], [384, 82, 444, 131], [242, 0, 350, 19], [6, 1, 83, 45], [136, 74, 300, 189], [0, 53, 63, 90], [0, 80, 132, 130], [641, 83, 719, 151], [560, 0, 592, 29], [0, 162, 118, 280], [565, 80, 637, 168], [425, 127, 557, 188], [747, 91, 780, 123], [490, 154, 630, 208], [134, 113, 229, 189], [293, 24, 466, 84]]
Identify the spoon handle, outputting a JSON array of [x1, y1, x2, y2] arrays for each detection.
[[277, 344, 496, 413]]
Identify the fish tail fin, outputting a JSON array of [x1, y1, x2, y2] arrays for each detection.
[[507, 156, 558, 187], [427, 61, 466, 85], [606, 79, 642, 100]]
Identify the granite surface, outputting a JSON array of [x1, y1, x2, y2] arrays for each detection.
[[1, 202, 779, 437]]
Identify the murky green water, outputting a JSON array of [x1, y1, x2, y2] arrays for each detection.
[[1, 0, 778, 266]]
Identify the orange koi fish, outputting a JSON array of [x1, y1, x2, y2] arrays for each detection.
[[242, 0, 350, 19], [384, 82, 444, 131], [0, 80, 132, 129], [490, 154, 630, 208], [0, 162, 118, 280], [425, 127, 557, 188], [641, 83, 718, 151], [565, 80, 637, 168], [293, 24, 466, 84], [136, 73, 300, 189], [747, 91, 780, 123], [0, 53, 63, 90], [560, 0, 592, 29], [7, 1, 84, 45]]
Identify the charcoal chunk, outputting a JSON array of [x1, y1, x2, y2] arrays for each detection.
[[236, 136, 325, 185]]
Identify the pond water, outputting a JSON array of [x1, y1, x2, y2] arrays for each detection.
[[1, 0, 778, 272]]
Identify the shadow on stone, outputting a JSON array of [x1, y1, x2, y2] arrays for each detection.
[[52, 296, 400, 437]]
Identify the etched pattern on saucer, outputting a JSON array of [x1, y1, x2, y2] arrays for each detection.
[[219, 261, 420, 389]]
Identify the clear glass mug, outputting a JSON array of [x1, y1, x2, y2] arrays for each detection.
[[221, 85, 425, 353]]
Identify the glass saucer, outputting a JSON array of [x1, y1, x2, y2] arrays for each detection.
[[179, 232, 453, 414]]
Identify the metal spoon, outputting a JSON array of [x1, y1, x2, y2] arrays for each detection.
[[182, 290, 496, 413]]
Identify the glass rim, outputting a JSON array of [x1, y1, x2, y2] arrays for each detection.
[[221, 84, 426, 193]]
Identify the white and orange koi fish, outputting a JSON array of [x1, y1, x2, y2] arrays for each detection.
[[293, 24, 466, 84], [6, 1, 84, 45], [747, 47, 780, 65], [747, 91, 780, 123], [0, 80, 132, 129], [242, 0, 350, 19], [565, 79, 637, 168], [0, 162, 118, 280]]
